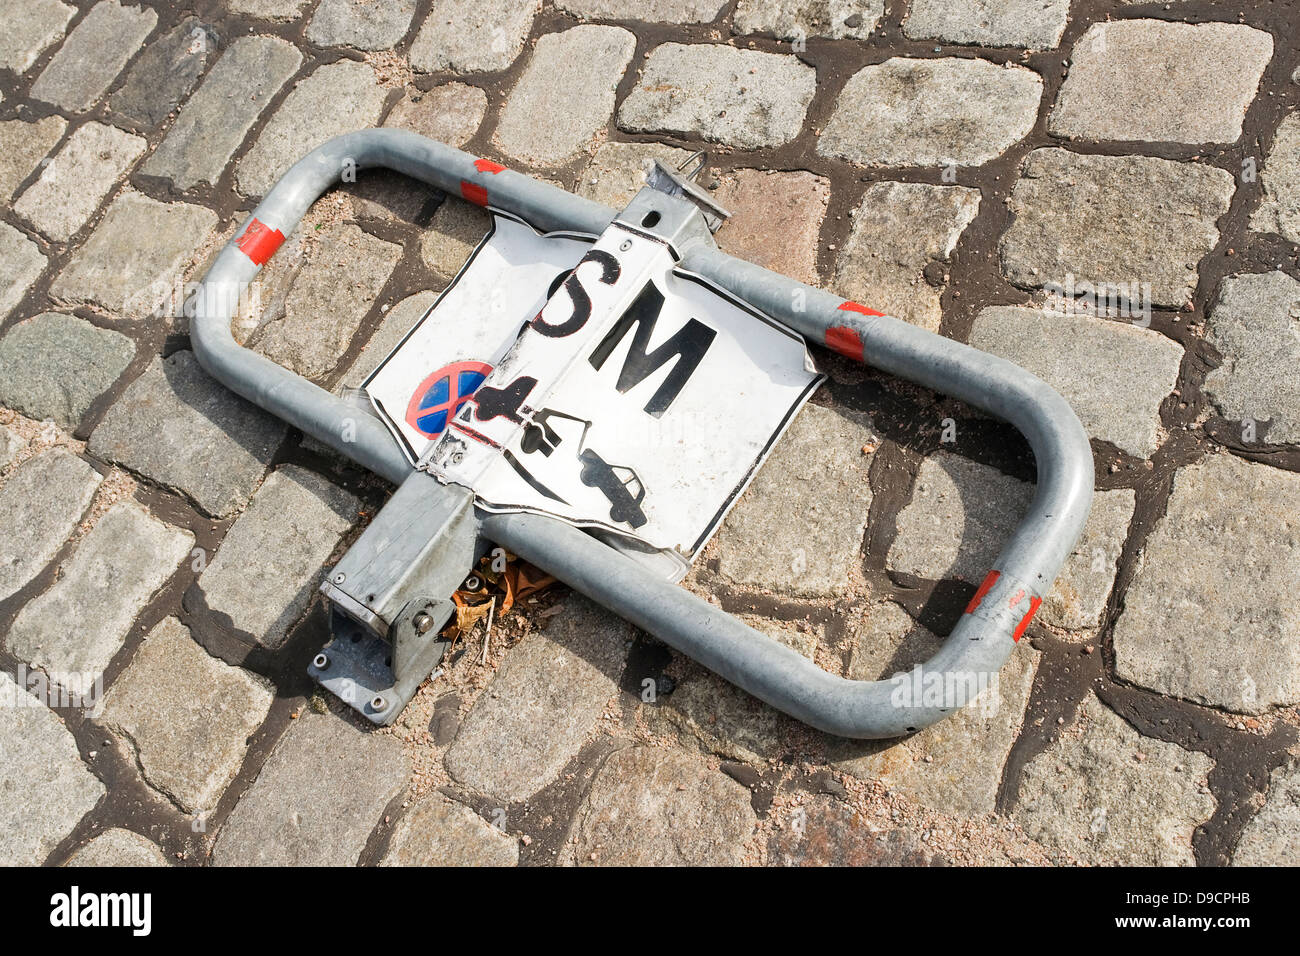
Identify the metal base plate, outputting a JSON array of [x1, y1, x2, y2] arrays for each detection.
[[308, 610, 450, 726]]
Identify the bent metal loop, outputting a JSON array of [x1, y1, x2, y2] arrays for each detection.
[[193, 129, 1094, 739]]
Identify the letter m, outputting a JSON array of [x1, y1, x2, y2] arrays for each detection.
[[587, 283, 715, 417], [102, 894, 129, 926]]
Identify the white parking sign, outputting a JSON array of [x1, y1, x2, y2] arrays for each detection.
[[365, 211, 822, 576]]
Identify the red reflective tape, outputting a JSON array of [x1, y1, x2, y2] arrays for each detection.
[[461, 159, 504, 204], [825, 325, 864, 361], [1012, 596, 1042, 643], [838, 300, 886, 317], [235, 218, 284, 266], [965, 570, 1000, 614]]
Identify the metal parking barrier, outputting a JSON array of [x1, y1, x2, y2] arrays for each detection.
[[193, 129, 1093, 738]]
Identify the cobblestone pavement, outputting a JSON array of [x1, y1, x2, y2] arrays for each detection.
[[1, 0, 1299, 868]]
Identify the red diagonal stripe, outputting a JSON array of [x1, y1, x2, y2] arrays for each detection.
[[838, 300, 886, 317], [965, 570, 1001, 614], [1012, 596, 1042, 643]]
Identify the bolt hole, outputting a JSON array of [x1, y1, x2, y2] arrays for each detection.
[[641, 210, 660, 228], [349, 633, 361, 644], [385, 656, 392, 668]]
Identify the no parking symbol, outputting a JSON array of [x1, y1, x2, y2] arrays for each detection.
[[404, 360, 493, 439]]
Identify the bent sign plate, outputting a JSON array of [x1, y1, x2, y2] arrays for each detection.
[[365, 211, 822, 577]]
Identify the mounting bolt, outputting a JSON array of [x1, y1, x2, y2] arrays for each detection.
[[313, 653, 329, 670], [332, 572, 346, 585], [413, 611, 433, 634], [370, 695, 387, 712]]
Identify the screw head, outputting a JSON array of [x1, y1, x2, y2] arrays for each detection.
[[413, 611, 433, 634], [332, 572, 346, 585]]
